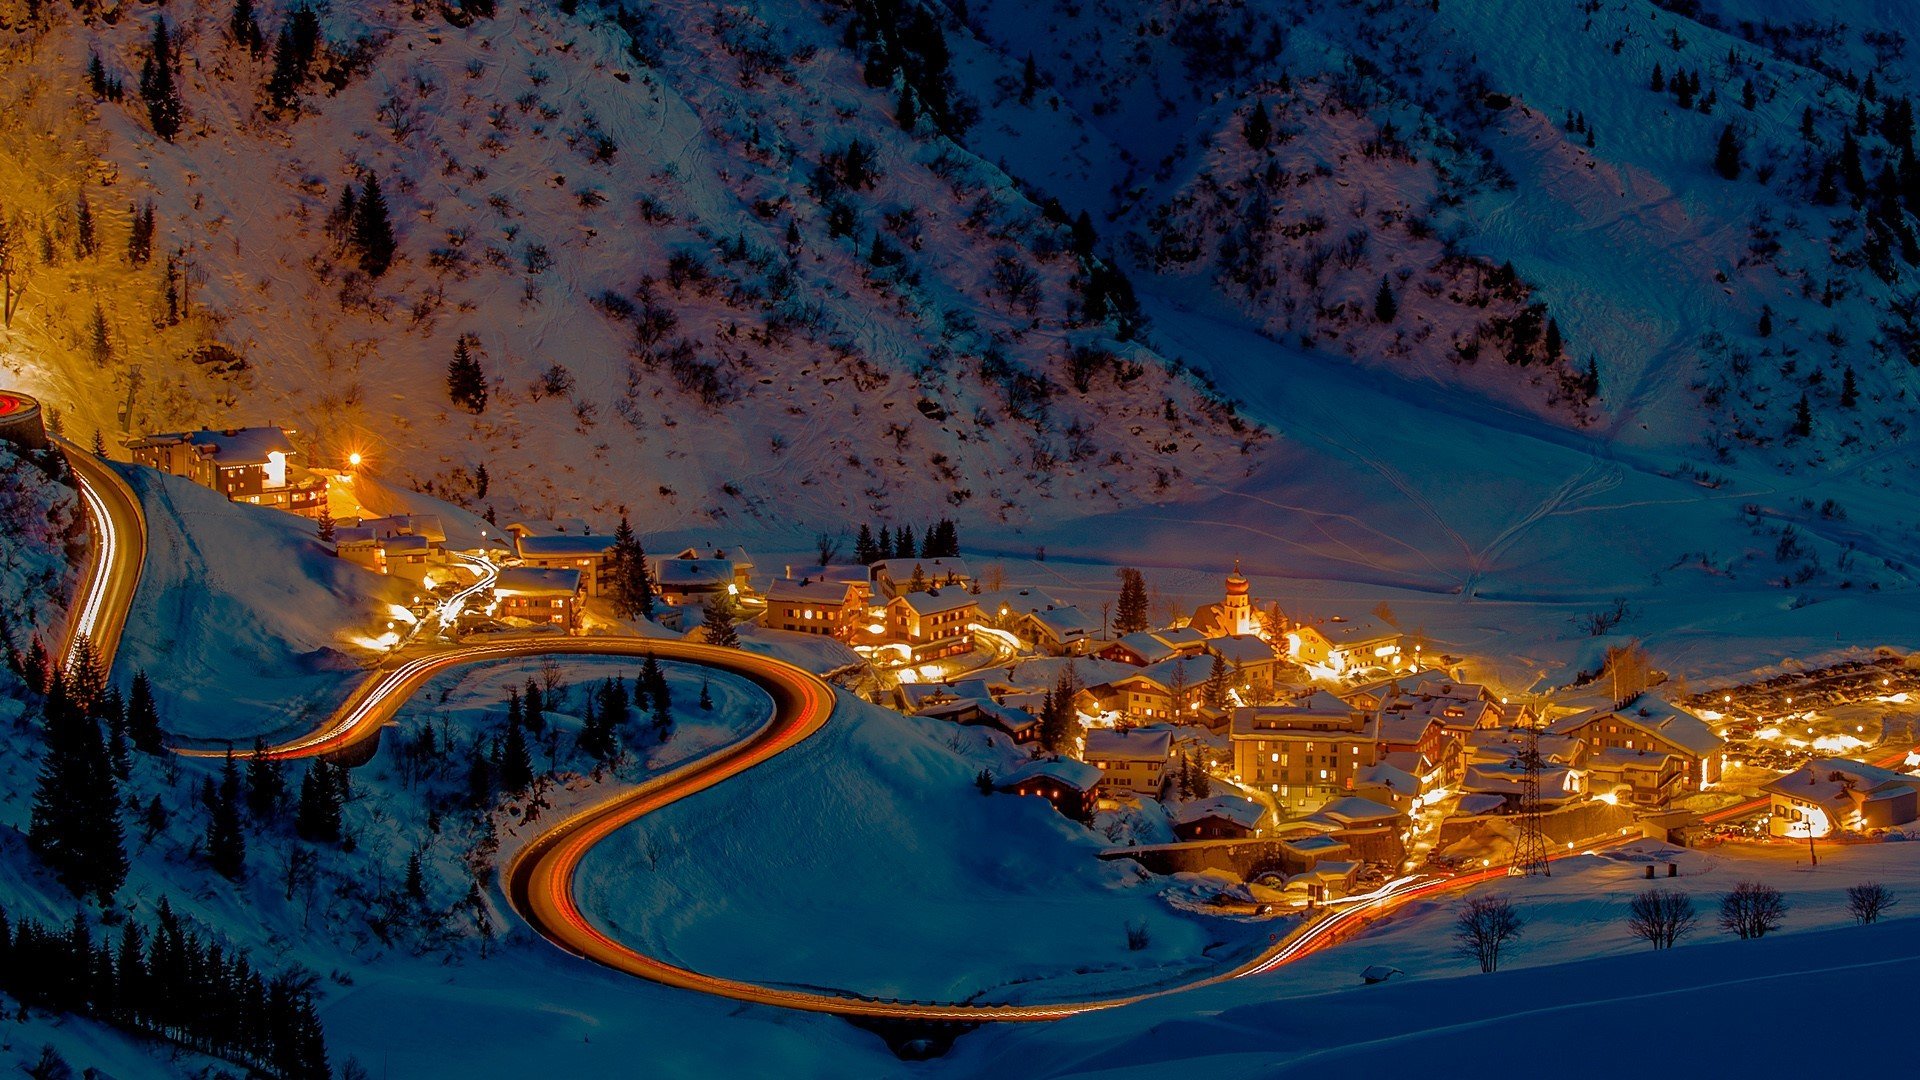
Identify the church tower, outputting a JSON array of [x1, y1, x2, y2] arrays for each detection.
[[1222, 561, 1253, 636]]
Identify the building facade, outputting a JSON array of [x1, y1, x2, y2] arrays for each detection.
[[128, 427, 327, 518]]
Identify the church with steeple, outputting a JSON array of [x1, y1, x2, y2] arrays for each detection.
[[1189, 562, 1260, 638]]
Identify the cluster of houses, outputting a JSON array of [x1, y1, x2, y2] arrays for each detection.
[[128, 425, 329, 518]]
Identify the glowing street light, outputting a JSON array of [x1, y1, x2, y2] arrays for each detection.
[[348, 451, 363, 467]]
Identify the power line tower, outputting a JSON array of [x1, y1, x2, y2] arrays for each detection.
[[1512, 722, 1550, 876]]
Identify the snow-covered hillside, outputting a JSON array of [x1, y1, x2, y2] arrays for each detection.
[[1, 0, 1263, 528]]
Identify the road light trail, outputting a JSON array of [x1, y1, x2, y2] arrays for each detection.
[[53, 437, 147, 676]]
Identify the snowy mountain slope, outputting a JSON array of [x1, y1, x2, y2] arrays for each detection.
[[2, 0, 1262, 529], [116, 467, 408, 738], [956, 0, 1920, 468]]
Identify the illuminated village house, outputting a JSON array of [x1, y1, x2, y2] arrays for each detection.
[[882, 589, 982, 663], [994, 759, 1100, 822], [128, 427, 327, 518], [1548, 697, 1723, 805], [764, 576, 868, 639], [1762, 758, 1920, 837], [1230, 692, 1381, 815], [492, 566, 584, 631], [335, 515, 448, 584], [507, 523, 616, 596], [1082, 728, 1173, 798]]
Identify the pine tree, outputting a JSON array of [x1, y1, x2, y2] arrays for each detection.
[[699, 678, 713, 711], [126, 670, 163, 753], [207, 753, 246, 880], [1791, 393, 1813, 438], [404, 849, 425, 901], [1841, 366, 1859, 408], [854, 523, 878, 565], [1841, 131, 1867, 197], [127, 200, 155, 267], [1714, 123, 1743, 180], [315, 504, 335, 544], [1757, 305, 1774, 338], [894, 524, 915, 559], [1040, 669, 1078, 754], [1190, 755, 1211, 799], [446, 335, 487, 413], [350, 173, 397, 277], [1019, 53, 1040, 105], [499, 717, 533, 793], [1114, 568, 1149, 635], [1243, 99, 1272, 150], [1741, 78, 1756, 110], [101, 686, 129, 780], [523, 677, 544, 735], [266, 25, 303, 111], [74, 192, 95, 259], [27, 673, 126, 901], [246, 738, 283, 818], [1203, 651, 1230, 708], [908, 563, 929, 593], [139, 18, 183, 141], [1649, 63, 1664, 92], [229, 0, 263, 54], [294, 761, 341, 842], [606, 514, 655, 619], [876, 525, 892, 562], [1374, 276, 1397, 322], [700, 598, 740, 648]]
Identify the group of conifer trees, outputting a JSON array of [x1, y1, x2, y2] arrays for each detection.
[[852, 519, 960, 565], [0, 900, 331, 1079]]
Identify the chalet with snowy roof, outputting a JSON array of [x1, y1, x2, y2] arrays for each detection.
[[335, 514, 450, 585], [1549, 697, 1724, 796], [492, 566, 583, 631], [654, 548, 755, 606], [870, 557, 970, 600], [996, 759, 1100, 821], [513, 533, 617, 596], [128, 426, 327, 518], [1190, 564, 1261, 638], [764, 577, 866, 640], [1021, 605, 1104, 656], [1582, 747, 1684, 806], [1082, 653, 1211, 723], [1353, 760, 1422, 810], [878, 588, 980, 663], [1172, 795, 1265, 840], [914, 697, 1040, 743], [976, 588, 1061, 624], [1283, 616, 1407, 676], [1763, 758, 1920, 837], [1083, 728, 1173, 797], [1460, 759, 1586, 811], [1202, 634, 1283, 695], [1230, 692, 1379, 815], [1308, 795, 1406, 831], [1097, 630, 1181, 667], [1287, 860, 1360, 903]]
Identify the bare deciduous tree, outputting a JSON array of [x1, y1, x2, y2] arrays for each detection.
[[1625, 887, 1697, 949], [1847, 881, 1897, 924], [815, 530, 844, 567], [1455, 895, 1524, 973], [1718, 881, 1787, 939]]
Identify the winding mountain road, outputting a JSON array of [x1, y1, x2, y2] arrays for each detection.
[[52, 443, 1601, 1023], [54, 437, 147, 676]]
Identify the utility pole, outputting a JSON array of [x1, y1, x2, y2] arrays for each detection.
[[1513, 722, 1550, 876]]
